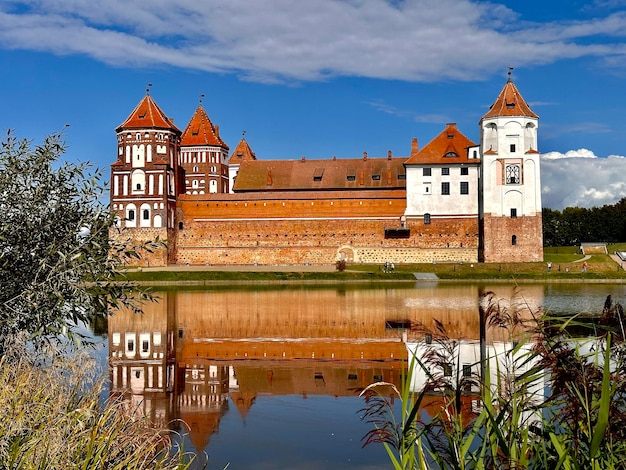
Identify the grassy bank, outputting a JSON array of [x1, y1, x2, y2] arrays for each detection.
[[120, 252, 626, 283]]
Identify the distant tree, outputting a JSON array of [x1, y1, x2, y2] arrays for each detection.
[[0, 131, 154, 351]]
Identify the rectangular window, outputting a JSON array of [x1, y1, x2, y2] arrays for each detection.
[[511, 208, 517, 218], [460, 167, 469, 176], [441, 182, 450, 195], [424, 213, 431, 225], [441, 168, 450, 176], [462, 364, 472, 377], [443, 364, 453, 377], [423, 168, 431, 176], [510, 144, 516, 152], [460, 181, 469, 194]]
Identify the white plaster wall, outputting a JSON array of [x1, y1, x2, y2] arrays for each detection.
[[481, 116, 540, 216], [405, 165, 479, 217]]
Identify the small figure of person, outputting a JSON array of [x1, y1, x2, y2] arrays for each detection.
[[391, 262, 395, 273], [547, 261, 552, 273], [582, 261, 588, 272]]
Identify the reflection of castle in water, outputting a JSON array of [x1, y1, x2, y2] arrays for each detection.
[[108, 284, 543, 453]]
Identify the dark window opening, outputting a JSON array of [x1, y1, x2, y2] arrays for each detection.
[[385, 228, 410, 239], [460, 167, 469, 176], [127, 340, 134, 352], [510, 144, 516, 152], [442, 168, 450, 175], [143, 209, 149, 220], [178, 222, 184, 230], [463, 364, 472, 377], [512, 235, 517, 246], [127, 210, 135, 221], [142, 340, 149, 353], [460, 181, 469, 194], [443, 364, 453, 377], [136, 183, 141, 190], [442, 182, 450, 195], [511, 208, 517, 218], [423, 168, 431, 176], [424, 213, 431, 225]]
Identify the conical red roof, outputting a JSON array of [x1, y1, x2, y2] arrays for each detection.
[[181, 105, 229, 149], [116, 94, 180, 132], [482, 79, 538, 120], [228, 138, 257, 164]]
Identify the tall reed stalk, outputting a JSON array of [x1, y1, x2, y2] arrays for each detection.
[[361, 291, 626, 469], [0, 339, 200, 469]]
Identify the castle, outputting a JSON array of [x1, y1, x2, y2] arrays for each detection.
[[110, 77, 543, 266]]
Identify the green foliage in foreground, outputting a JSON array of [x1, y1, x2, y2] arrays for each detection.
[[361, 292, 626, 469], [0, 339, 201, 470], [0, 131, 156, 351]]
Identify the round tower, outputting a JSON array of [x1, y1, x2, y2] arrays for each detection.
[[110, 88, 182, 266]]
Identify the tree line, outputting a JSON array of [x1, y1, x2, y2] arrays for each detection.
[[543, 197, 626, 247]]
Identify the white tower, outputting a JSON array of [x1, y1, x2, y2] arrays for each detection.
[[480, 73, 543, 262]]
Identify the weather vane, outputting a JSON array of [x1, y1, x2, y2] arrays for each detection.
[[199, 93, 205, 104], [507, 66, 514, 81], [242, 130, 246, 137], [146, 83, 153, 95]]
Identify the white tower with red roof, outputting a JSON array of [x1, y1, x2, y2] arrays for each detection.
[[110, 88, 182, 266], [479, 73, 543, 262]]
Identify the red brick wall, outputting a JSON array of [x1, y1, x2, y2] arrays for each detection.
[[110, 227, 173, 267], [173, 196, 480, 265], [481, 214, 543, 263]]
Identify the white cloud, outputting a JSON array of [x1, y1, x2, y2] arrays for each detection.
[[541, 149, 626, 209], [0, 0, 625, 83]]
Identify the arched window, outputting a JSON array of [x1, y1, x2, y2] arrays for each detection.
[[126, 204, 137, 228], [179, 222, 184, 230], [424, 213, 431, 225], [512, 235, 517, 246], [139, 204, 151, 227], [131, 170, 145, 194]]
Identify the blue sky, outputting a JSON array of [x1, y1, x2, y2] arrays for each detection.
[[1, 0, 626, 210]]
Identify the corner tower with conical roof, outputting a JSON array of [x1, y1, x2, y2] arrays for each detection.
[[479, 73, 543, 262], [228, 137, 257, 193], [110, 89, 182, 266], [180, 102, 230, 194]]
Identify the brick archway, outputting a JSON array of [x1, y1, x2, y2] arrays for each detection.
[[337, 246, 355, 263]]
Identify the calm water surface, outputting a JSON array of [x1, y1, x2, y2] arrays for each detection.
[[107, 282, 626, 469]]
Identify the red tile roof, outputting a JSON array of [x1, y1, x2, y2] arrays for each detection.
[[404, 123, 477, 165], [482, 79, 538, 119], [181, 105, 229, 149], [229, 138, 257, 164], [116, 94, 180, 132], [233, 155, 407, 192]]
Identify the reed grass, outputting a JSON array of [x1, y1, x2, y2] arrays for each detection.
[[0, 338, 199, 470]]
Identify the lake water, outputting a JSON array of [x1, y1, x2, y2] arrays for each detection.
[[106, 281, 626, 469]]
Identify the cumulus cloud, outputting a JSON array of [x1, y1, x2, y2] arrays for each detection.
[[0, 0, 625, 83], [541, 149, 626, 210]]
